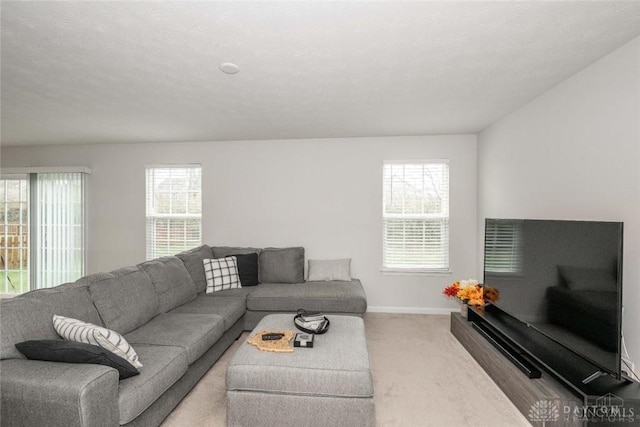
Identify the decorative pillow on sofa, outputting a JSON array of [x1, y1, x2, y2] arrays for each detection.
[[259, 247, 305, 283], [15, 340, 140, 379], [53, 314, 143, 368], [307, 258, 352, 281], [233, 253, 259, 286], [203, 257, 241, 292]]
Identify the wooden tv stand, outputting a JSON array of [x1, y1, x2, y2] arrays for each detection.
[[451, 311, 640, 426], [451, 312, 583, 426]]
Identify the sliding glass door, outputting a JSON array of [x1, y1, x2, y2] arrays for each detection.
[[0, 175, 29, 294], [0, 171, 87, 295]]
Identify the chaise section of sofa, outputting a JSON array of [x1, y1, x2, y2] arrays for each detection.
[[0, 284, 121, 426]]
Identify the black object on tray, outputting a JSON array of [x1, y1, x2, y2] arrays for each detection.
[[294, 333, 314, 348]]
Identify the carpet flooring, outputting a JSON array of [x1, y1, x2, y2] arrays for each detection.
[[161, 313, 531, 427]]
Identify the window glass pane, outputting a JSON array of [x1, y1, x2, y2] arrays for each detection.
[[146, 166, 202, 260], [382, 161, 449, 271], [0, 177, 30, 294]]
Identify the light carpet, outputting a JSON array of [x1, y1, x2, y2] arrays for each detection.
[[161, 313, 531, 427]]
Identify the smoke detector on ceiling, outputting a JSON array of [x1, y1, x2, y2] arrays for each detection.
[[220, 63, 240, 74]]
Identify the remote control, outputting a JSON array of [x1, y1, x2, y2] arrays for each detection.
[[261, 333, 284, 341]]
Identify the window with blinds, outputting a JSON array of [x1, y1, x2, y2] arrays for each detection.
[[146, 166, 202, 260], [484, 219, 523, 274], [382, 161, 450, 272]]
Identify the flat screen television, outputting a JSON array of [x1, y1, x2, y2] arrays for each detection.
[[483, 218, 624, 380]]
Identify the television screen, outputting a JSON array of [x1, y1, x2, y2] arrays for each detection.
[[483, 219, 623, 378]]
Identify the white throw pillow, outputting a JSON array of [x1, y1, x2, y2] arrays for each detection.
[[203, 257, 241, 293], [307, 258, 352, 281], [53, 314, 143, 368]]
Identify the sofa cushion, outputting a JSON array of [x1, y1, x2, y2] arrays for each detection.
[[118, 344, 188, 424], [21, 283, 103, 325], [209, 287, 254, 299], [204, 257, 241, 293], [87, 266, 159, 334], [1, 285, 102, 360], [212, 246, 261, 258], [176, 245, 214, 294], [15, 339, 140, 380], [307, 258, 352, 281], [1, 298, 57, 360], [170, 295, 246, 331], [53, 315, 143, 368], [139, 257, 198, 312], [259, 247, 305, 283], [247, 279, 367, 314], [125, 313, 225, 364], [235, 253, 259, 286]]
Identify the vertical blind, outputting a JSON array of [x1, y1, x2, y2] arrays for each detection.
[[382, 161, 450, 271], [35, 172, 86, 289], [146, 166, 202, 260], [484, 220, 523, 274]]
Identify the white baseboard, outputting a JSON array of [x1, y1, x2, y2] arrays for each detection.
[[367, 306, 456, 315]]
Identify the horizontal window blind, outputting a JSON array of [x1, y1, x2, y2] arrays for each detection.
[[146, 166, 202, 260], [484, 220, 523, 274], [382, 161, 449, 271]]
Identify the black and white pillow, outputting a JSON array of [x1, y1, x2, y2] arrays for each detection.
[[203, 257, 241, 293], [53, 314, 143, 368]]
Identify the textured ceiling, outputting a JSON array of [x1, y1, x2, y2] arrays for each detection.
[[1, 1, 640, 146]]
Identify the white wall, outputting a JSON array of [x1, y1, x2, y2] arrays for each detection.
[[478, 37, 640, 365], [1, 135, 478, 313]]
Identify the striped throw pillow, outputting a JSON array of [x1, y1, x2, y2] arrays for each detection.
[[203, 256, 241, 293], [53, 315, 143, 368]]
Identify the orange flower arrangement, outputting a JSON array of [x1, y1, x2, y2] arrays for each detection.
[[443, 279, 500, 306]]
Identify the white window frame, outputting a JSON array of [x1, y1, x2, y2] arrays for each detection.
[[382, 160, 450, 274], [145, 165, 202, 260]]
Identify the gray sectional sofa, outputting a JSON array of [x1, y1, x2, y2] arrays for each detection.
[[0, 245, 367, 427]]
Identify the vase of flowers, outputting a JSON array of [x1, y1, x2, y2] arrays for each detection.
[[442, 279, 500, 318]]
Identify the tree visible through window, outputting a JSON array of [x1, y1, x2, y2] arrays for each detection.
[[382, 161, 450, 271], [146, 166, 202, 260]]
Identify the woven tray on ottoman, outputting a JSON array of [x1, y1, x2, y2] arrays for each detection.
[[226, 313, 375, 427]]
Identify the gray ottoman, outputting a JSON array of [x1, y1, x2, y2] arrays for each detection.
[[226, 314, 375, 427]]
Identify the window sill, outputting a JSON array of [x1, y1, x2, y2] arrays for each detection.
[[381, 268, 452, 277]]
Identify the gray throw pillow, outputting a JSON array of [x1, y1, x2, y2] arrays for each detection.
[[259, 247, 305, 283], [307, 258, 351, 281]]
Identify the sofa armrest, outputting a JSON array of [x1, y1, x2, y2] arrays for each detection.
[[0, 358, 120, 427]]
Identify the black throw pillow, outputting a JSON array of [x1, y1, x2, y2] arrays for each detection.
[[15, 340, 140, 379], [233, 253, 259, 286]]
